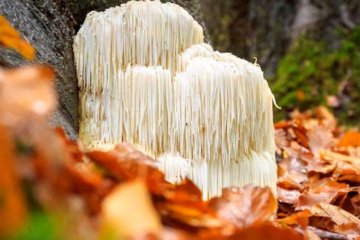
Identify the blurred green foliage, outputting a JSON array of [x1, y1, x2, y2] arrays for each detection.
[[6, 211, 60, 240], [270, 27, 360, 125]]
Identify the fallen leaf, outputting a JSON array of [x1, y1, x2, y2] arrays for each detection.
[[334, 223, 360, 240], [277, 187, 301, 205], [208, 185, 277, 228], [311, 203, 360, 226], [277, 210, 312, 227], [101, 180, 162, 238], [227, 221, 304, 240], [0, 15, 35, 59], [307, 123, 333, 154], [296, 179, 349, 211], [338, 132, 360, 148]]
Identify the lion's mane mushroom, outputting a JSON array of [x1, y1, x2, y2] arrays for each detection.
[[74, 0, 278, 199]]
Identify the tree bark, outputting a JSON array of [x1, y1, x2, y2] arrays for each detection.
[[200, 0, 360, 77]]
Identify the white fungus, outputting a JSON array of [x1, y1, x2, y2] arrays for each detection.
[[74, 0, 278, 199]]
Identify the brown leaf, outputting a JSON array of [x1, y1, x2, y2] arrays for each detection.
[[314, 106, 337, 131], [277, 187, 301, 205], [66, 162, 115, 215], [307, 123, 333, 154], [277, 210, 312, 227], [86, 143, 161, 180], [278, 157, 308, 190], [226, 221, 304, 240], [86, 143, 170, 196], [292, 125, 310, 149], [158, 202, 224, 229], [208, 185, 277, 228], [311, 203, 360, 227], [0, 15, 36, 59], [334, 223, 360, 240], [296, 179, 349, 211]]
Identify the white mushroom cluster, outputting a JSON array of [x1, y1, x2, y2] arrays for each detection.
[[74, 0, 277, 199]]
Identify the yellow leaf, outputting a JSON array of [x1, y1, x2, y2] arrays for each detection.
[[101, 180, 161, 238]]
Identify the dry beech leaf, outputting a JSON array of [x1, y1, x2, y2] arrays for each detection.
[[334, 223, 360, 240], [86, 143, 169, 196], [296, 179, 349, 211], [314, 106, 337, 130], [277, 157, 308, 190], [277, 187, 301, 205], [157, 179, 225, 231], [86, 143, 160, 179], [208, 185, 277, 228], [0, 15, 35, 59], [226, 221, 304, 240], [320, 150, 360, 166], [311, 203, 360, 227], [277, 209, 312, 227], [157, 202, 224, 229], [292, 125, 310, 149], [307, 123, 333, 154], [102, 180, 162, 238]]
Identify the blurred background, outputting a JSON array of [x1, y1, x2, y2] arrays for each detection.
[[200, 0, 360, 126]]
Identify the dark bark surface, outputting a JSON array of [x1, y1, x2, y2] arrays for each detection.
[[200, 0, 360, 77], [0, 0, 208, 139]]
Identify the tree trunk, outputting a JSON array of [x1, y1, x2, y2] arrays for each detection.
[[200, 0, 360, 77]]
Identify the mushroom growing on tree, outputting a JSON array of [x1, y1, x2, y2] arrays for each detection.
[[74, 0, 278, 199]]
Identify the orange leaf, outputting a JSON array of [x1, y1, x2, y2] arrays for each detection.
[[296, 178, 349, 211], [102, 180, 162, 238], [277, 187, 301, 205], [307, 123, 333, 154], [297, 91, 305, 101], [334, 223, 360, 240], [227, 221, 304, 240], [0, 15, 35, 59], [208, 185, 277, 228], [277, 210, 312, 227], [311, 203, 360, 226], [0, 125, 28, 236], [338, 132, 360, 148]]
